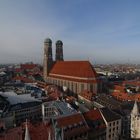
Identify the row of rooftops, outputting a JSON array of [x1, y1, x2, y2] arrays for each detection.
[[111, 80, 140, 102], [15, 61, 97, 78], [0, 91, 41, 115], [0, 79, 122, 139], [43, 100, 78, 118], [0, 106, 121, 140], [43, 99, 121, 127], [13, 61, 98, 84], [0, 91, 40, 105]]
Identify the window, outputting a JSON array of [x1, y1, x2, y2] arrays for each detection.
[[75, 83, 77, 93], [113, 122, 115, 126], [90, 84, 93, 92], [81, 84, 84, 91], [58, 80, 60, 86], [67, 81, 69, 88], [71, 83, 73, 91]]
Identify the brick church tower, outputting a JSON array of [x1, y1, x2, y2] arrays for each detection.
[[55, 40, 64, 61], [43, 38, 53, 81]]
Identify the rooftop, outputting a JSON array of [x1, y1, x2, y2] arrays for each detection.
[[20, 64, 37, 70], [22, 121, 53, 140], [43, 100, 77, 118], [49, 61, 97, 82], [83, 109, 103, 121], [0, 91, 40, 105], [100, 107, 121, 122], [57, 113, 87, 127]]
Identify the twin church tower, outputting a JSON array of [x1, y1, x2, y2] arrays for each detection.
[[43, 38, 64, 80]]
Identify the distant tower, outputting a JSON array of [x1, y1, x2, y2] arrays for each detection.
[[131, 101, 140, 139], [55, 40, 64, 61], [43, 38, 53, 81]]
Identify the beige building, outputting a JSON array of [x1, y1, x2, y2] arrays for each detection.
[[100, 108, 122, 140], [131, 101, 140, 139], [43, 38, 98, 95]]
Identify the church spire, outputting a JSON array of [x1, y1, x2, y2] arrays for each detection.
[[132, 101, 139, 115], [24, 120, 31, 140]]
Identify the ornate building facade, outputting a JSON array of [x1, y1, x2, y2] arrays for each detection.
[[131, 101, 140, 139], [43, 38, 98, 94]]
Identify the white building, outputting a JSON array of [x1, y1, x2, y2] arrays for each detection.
[[0, 92, 42, 125], [131, 101, 140, 139], [100, 108, 122, 140], [42, 100, 78, 121]]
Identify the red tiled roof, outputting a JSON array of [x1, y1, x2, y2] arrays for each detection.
[[21, 64, 37, 70], [112, 91, 140, 101], [112, 82, 140, 102], [83, 109, 103, 121], [0, 126, 23, 140], [15, 68, 22, 73], [64, 126, 89, 138], [122, 80, 140, 86], [22, 121, 54, 140], [49, 92, 60, 100], [80, 90, 96, 101], [49, 61, 97, 78], [56, 113, 89, 139], [36, 81, 47, 88], [13, 76, 34, 83], [57, 113, 85, 127], [113, 85, 125, 92]]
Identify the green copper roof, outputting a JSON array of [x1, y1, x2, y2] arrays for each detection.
[[44, 38, 52, 43], [56, 40, 63, 46]]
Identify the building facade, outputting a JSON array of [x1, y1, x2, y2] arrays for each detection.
[[100, 108, 122, 140], [42, 100, 78, 121], [131, 101, 140, 139]]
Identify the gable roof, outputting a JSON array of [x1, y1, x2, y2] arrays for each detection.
[[23, 122, 53, 140], [57, 113, 86, 127], [100, 108, 121, 122], [83, 109, 103, 121], [83, 109, 106, 130], [49, 61, 97, 82], [56, 113, 89, 140]]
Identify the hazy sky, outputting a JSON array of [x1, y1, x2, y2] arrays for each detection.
[[0, 0, 140, 64]]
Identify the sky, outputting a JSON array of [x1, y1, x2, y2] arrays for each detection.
[[0, 0, 140, 64]]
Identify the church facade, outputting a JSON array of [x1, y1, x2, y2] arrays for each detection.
[[43, 38, 98, 94]]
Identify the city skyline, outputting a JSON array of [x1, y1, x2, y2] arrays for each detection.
[[0, 0, 140, 64]]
